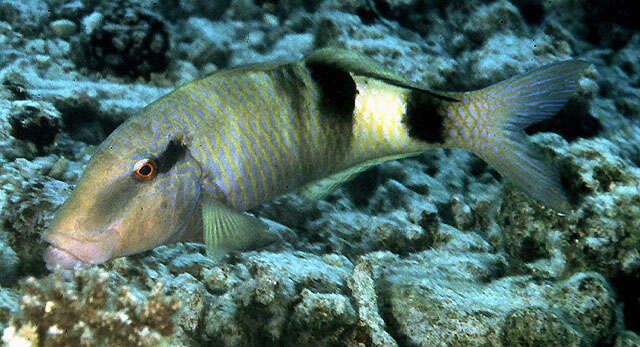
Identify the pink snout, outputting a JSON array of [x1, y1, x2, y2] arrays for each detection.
[[43, 245, 84, 271]]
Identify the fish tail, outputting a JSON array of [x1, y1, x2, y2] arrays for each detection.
[[451, 60, 589, 212]]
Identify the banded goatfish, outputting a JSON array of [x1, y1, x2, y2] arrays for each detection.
[[44, 48, 588, 272]]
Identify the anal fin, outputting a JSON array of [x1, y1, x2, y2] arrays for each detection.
[[299, 163, 374, 201], [299, 152, 423, 201]]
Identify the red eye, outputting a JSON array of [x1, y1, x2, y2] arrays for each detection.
[[133, 159, 156, 180]]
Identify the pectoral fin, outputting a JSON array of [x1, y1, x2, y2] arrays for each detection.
[[202, 192, 277, 258]]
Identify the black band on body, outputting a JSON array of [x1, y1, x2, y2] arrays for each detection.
[[404, 90, 447, 144], [306, 61, 358, 123]]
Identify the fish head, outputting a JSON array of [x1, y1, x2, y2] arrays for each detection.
[[44, 116, 202, 273]]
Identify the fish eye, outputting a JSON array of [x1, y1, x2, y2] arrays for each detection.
[[133, 159, 156, 181]]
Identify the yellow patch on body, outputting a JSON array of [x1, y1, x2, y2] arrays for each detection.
[[351, 78, 423, 159]]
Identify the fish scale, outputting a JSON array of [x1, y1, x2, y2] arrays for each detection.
[[174, 67, 304, 209]]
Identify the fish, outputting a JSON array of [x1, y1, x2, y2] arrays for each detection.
[[43, 47, 589, 273]]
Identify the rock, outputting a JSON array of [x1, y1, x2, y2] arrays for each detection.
[[501, 306, 581, 346], [497, 137, 640, 278], [203, 251, 353, 344], [289, 289, 356, 344], [49, 19, 76, 38], [182, 17, 233, 68], [7, 100, 62, 153], [76, 2, 171, 77], [46, 156, 68, 181], [0, 238, 19, 286], [55, 1, 85, 20], [0, 159, 74, 275], [81, 12, 103, 35], [0, 0, 49, 36], [347, 261, 397, 346], [158, 0, 231, 21], [378, 253, 615, 346], [552, 273, 617, 343], [462, 0, 526, 45], [168, 273, 210, 336], [615, 331, 640, 347]]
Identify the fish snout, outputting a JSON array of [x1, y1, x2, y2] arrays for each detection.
[[43, 245, 87, 276], [43, 231, 117, 275]]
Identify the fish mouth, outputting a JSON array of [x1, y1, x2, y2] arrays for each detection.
[[43, 232, 116, 272], [44, 245, 86, 273]]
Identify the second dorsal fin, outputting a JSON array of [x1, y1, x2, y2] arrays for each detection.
[[304, 47, 460, 102]]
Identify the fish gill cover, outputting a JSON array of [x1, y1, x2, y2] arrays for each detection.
[[0, 0, 639, 346]]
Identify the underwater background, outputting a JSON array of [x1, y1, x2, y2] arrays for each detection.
[[0, 0, 639, 345]]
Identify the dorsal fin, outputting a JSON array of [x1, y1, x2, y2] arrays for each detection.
[[304, 47, 460, 102]]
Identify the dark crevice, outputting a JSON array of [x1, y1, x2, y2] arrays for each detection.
[[55, 98, 122, 145], [356, 6, 378, 25], [584, 0, 639, 50], [525, 99, 602, 141], [559, 169, 587, 209], [435, 202, 456, 228], [366, 0, 444, 34], [510, 0, 545, 25], [469, 155, 490, 177], [9, 106, 60, 152], [3, 79, 29, 100], [519, 236, 548, 263], [610, 275, 640, 334], [344, 167, 381, 208]]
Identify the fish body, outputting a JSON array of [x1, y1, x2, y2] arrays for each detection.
[[170, 66, 432, 211], [44, 48, 588, 272]]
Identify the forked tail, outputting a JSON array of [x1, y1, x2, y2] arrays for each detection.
[[454, 60, 589, 212]]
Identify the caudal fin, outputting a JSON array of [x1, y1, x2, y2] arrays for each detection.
[[460, 60, 589, 212]]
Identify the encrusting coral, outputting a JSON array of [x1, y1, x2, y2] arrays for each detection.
[[2, 268, 179, 346]]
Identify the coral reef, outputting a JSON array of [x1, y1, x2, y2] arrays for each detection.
[[1, 0, 639, 345]]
